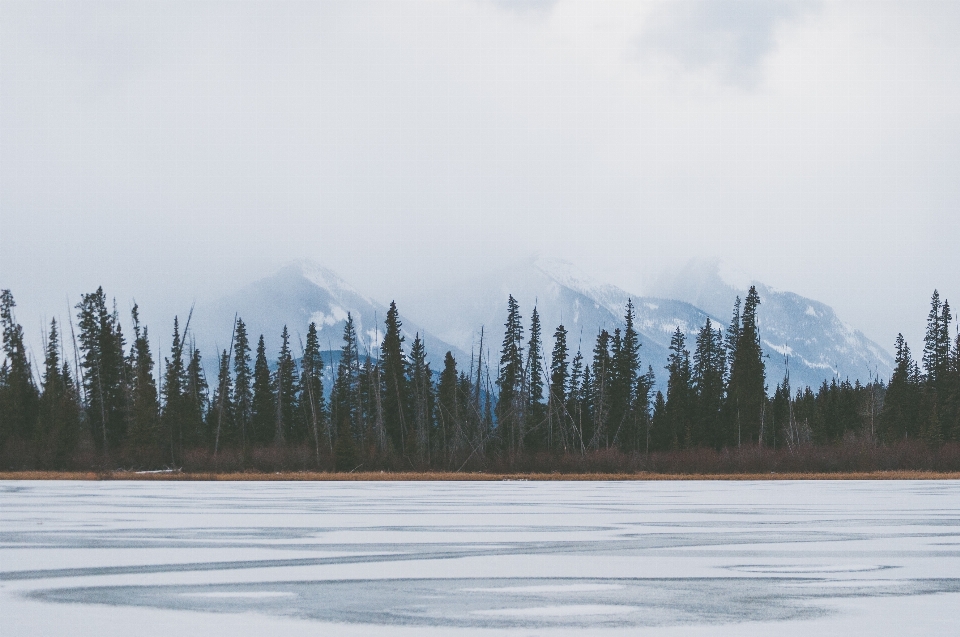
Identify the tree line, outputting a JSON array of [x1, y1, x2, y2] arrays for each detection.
[[1, 286, 958, 472]]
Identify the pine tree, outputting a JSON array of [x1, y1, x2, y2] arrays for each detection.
[[210, 348, 235, 453], [127, 305, 159, 458], [299, 322, 327, 459], [589, 329, 613, 449], [184, 346, 208, 448], [409, 333, 433, 466], [76, 288, 126, 450], [35, 319, 80, 468], [160, 318, 187, 463], [922, 291, 951, 387], [567, 348, 585, 452], [274, 326, 298, 445], [250, 335, 275, 446], [665, 327, 692, 449], [0, 290, 40, 448], [548, 324, 569, 452], [727, 286, 766, 446], [649, 390, 669, 451], [330, 314, 361, 454], [381, 302, 410, 454], [233, 319, 252, 450], [496, 295, 524, 455], [611, 300, 641, 450], [524, 307, 546, 450], [437, 351, 460, 465], [692, 318, 725, 449], [881, 334, 920, 441]]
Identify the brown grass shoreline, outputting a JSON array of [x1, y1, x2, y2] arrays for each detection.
[[2, 470, 959, 481]]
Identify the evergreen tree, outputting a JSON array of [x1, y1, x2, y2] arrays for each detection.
[[881, 334, 921, 441], [381, 302, 410, 453], [76, 288, 126, 450], [274, 326, 298, 445], [922, 291, 952, 387], [232, 319, 252, 450], [548, 324, 569, 451], [567, 348, 586, 452], [127, 305, 159, 457], [692, 318, 725, 449], [649, 390, 669, 451], [210, 348, 235, 453], [330, 314, 361, 452], [589, 329, 613, 449], [611, 300, 641, 450], [184, 346, 208, 448], [35, 319, 81, 467], [160, 318, 187, 463], [437, 351, 461, 464], [496, 295, 525, 455], [665, 327, 692, 449], [299, 322, 327, 458], [524, 307, 546, 450], [727, 287, 766, 446], [250, 335, 275, 445], [409, 333, 433, 465], [0, 290, 40, 448]]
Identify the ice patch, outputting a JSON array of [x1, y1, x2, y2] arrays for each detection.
[[472, 604, 639, 617], [463, 584, 624, 594], [180, 592, 296, 598]]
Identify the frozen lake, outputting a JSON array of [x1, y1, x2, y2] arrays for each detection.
[[2, 480, 959, 636]]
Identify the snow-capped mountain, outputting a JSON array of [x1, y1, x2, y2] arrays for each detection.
[[401, 256, 722, 391], [191, 260, 464, 372], [650, 259, 895, 391]]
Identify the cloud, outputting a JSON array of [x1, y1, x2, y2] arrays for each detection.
[[639, 0, 817, 85]]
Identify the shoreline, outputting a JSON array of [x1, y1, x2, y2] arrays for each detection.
[[2, 470, 959, 481]]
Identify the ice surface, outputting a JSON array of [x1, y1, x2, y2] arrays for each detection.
[[2, 480, 959, 635]]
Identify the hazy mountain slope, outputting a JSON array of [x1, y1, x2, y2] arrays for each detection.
[[191, 260, 463, 372], [651, 259, 895, 391]]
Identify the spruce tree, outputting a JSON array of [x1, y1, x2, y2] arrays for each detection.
[[922, 291, 951, 387], [692, 318, 725, 449], [127, 305, 159, 458], [524, 307, 546, 450], [299, 322, 327, 458], [437, 351, 460, 464], [589, 329, 612, 449], [233, 319, 252, 450], [250, 335, 275, 445], [409, 333, 433, 465], [665, 327, 692, 449], [567, 349, 585, 452], [727, 286, 766, 446], [76, 288, 126, 450], [36, 319, 80, 468], [330, 314, 361, 453], [496, 295, 524, 455], [0, 290, 40, 448], [160, 318, 187, 463], [274, 326, 298, 445], [210, 348, 235, 453], [881, 334, 921, 441], [184, 346, 208, 448], [611, 300, 641, 450], [381, 302, 410, 453], [549, 324, 569, 451], [649, 390, 669, 451]]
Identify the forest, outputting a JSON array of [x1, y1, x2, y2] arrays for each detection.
[[1, 286, 958, 474]]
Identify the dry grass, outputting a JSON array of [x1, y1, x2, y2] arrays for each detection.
[[2, 470, 959, 481]]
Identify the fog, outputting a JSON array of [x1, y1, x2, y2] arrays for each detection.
[[2, 0, 959, 354]]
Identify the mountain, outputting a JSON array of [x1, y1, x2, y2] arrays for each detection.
[[650, 259, 895, 392], [190, 260, 464, 374], [401, 256, 723, 392]]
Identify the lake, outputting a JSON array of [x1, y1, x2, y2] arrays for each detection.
[[2, 480, 958, 635]]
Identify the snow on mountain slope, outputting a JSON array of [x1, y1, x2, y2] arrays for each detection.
[[651, 259, 895, 391], [191, 260, 463, 372]]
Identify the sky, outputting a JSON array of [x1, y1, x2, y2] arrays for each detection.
[[2, 0, 959, 357]]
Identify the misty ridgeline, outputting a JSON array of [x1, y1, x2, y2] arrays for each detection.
[[0, 287, 958, 474]]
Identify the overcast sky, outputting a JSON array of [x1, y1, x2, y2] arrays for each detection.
[[2, 0, 958, 354]]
